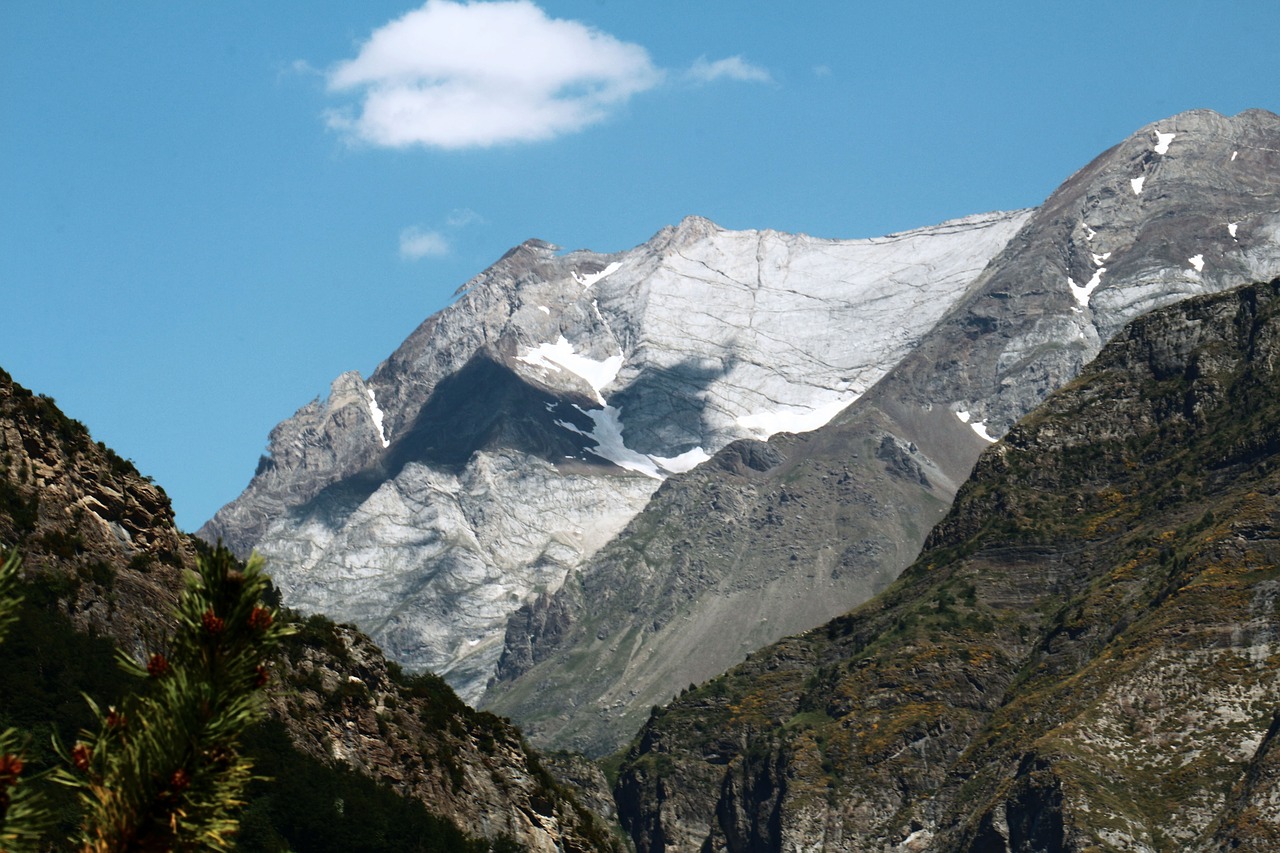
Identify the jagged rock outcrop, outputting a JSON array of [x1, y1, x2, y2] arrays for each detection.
[[612, 276, 1280, 852], [483, 108, 1280, 755], [201, 208, 1030, 700], [0, 366, 618, 852], [0, 367, 192, 649]]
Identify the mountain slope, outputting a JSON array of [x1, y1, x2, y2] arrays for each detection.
[[612, 276, 1280, 852], [0, 367, 617, 852], [201, 209, 1029, 699], [482, 108, 1280, 755]]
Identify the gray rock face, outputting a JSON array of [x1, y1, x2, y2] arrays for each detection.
[[898, 108, 1280, 435], [200, 210, 1029, 700], [481, 108, 1280, 754]]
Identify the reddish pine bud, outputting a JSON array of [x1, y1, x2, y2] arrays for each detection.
[[147, 653, 170, 677], [254, 664, 269, 688], [248, 606, 273, 631], [72, 742, 92, 772], [106, 707, 127, 730], [0, 753, 23, 784], [202, 609, 225, 635], [169, 768, 190, 792]]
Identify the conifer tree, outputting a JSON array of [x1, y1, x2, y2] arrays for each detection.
[[0, 546, 293, 851]]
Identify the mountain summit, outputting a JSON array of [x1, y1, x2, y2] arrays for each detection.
[[479, 108, 1280, 754], [203, 110, 1280, 721], [201, 207, 1028, 699]]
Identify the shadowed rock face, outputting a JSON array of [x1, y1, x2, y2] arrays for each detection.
[[482, 108, 1280, 755], [614, 276, 1280, 853], [200, 203, 1030, 700]]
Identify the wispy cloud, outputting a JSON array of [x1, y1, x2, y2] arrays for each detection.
[[687, 55, 773, 85], [399, 226, 451, 259], [445, 207, 483, 228], [399, 208, 485, 260], [325, 0, 661, 149]]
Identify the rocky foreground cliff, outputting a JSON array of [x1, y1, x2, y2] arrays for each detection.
[[0, 366, 617, 852], [613, 277, 1280, 852], [484, 108, 1280, 756]]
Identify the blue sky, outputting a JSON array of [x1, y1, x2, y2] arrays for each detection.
[[3, 0, 1278, 531]]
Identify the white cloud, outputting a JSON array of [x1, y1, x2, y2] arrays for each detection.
[[400, 226, 450, 259], [446, 207, 483, 227], [687, 55, 773, 85], [812, 64, 832, 78], [325, 0, 661, 149]]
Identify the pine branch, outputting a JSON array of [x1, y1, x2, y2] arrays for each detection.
[[58, 547, 295, 852]]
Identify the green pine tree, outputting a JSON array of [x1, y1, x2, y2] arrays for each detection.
[[0, 546, 294, 852]]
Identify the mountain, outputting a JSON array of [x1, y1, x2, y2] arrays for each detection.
[[481, 108, 1280, 755], [200, 207, 1030, 700], [612, 275, 1280, 852], [0, 367, 617, 852]]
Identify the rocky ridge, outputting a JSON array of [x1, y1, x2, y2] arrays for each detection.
[[201, 207, 1030, 700], [0, 366, 617, 852], [612, 276, 1280, 852], [482, 108, 1280, 755]]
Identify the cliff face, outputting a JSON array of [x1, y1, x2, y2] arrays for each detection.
[[613, 277, 1280, 852], [483, 108, 1280, 756], [265, 618, 619, 852], [0, 367, 617, 852]]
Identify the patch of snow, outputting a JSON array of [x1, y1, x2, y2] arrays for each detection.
[[736, 395, 858, 439], [1069, 267, 1106, 307], [1153, 131, 1176, 155], [899, 829, 934, 850], [517, 336, 623, 404], [1189, 254, 1205, 273], [538, 305, 550, 315], [1229, 222, 1239, 239], [1130, 176, 1145, 195], [650, 446, 712, 474], [571, 261, 622, 289], [1232, 150, 1239, 161], [955, 409, 971, 424], [1091, 251, 1111, 266], [1084, 224, 1097, 241], [366, 389, 390, 448], [971, 420, 998, 443], [557, 405, 709, 479]]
